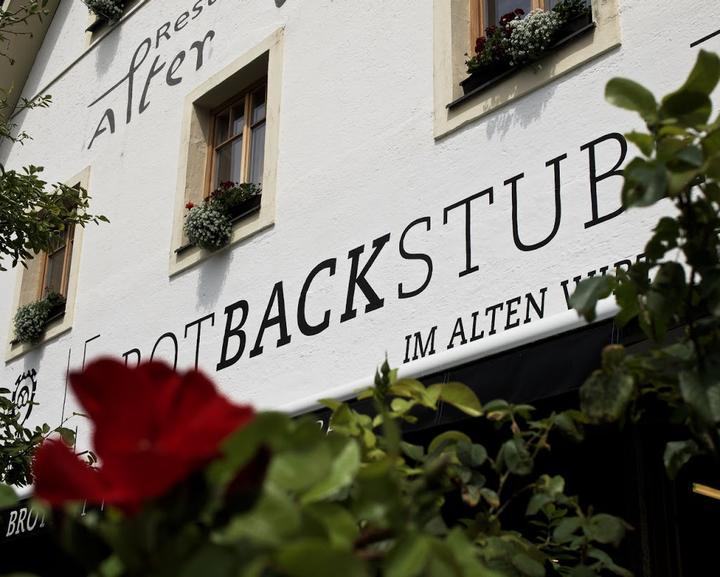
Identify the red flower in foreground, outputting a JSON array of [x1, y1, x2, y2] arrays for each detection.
[[33, 359, 254, 513], [185, 201, 195, 210]]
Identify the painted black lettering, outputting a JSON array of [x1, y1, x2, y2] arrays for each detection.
[[190, 30, 215, 71], [250, 282, 292, 357], [150, 332, 178, 370], [121, 348, 142, 367], [139, 55, 167, 114], [166, 51, 185, 86], [524, 288, 547, 323], [411, 326, 437, 360], [184, 313, 215, 369], [216, 300, 249, 371], [485, 302, 503, 336], [447, 317, 467, 349], [156, 22, 171, 49], [175, 11, 190, 31], [442, 187, 494, 277], [506, 153, 566, 252], [88, 108, 115, 149], [298, 259, 336, 336], [191, 0, 204, 18], [398, 216, 433, 299], [340, 233, 391, 323], [581, 132, 627, 228]]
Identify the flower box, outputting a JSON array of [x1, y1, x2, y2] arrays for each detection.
[[461, 3, 595, 97], [556, 10, 593, 38], [228, 193, 262, 223], [460, 62, 513, 95]]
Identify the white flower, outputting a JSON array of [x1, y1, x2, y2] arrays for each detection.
[[507, 9, 561, 65]]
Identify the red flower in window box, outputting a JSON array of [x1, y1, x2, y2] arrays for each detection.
[[33, 359, 255, 513], [185, 201, 195, 210]]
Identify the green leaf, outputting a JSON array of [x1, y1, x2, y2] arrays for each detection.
[[511, 553, 546, 577], [526, 493, 552, 516], [500, 438, 533, 476], [304, 503, 359, 549], [217, 485, 300, 547], [625, 131, 654, 156], [428, 430, 472, 455], [606, 78, 657, 121], [622, 158, 668, 207], [579, 370, 635, 423], [301, 440, 361, 504], [56, 426, 76, 446], [659, 91, 712, 127], [553, 516, 582, 543], [385, 534, 430, 577], [663, 439, 699, 479], [428, 382, 482, 417], [679, 371, 713, 426], [400, 441, 425, 462], [679, 49, 720, 95], [586, 514, 627, 546], [276, 539, 369, 577], [570, 276, 613, 322], [0, 483, 17, 509], [457, 442, 488, 467]]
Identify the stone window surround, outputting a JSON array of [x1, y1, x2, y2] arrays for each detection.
[[6, 167, 91, 361], [433, 0, 622, 139], [169, 28, 284, 276]]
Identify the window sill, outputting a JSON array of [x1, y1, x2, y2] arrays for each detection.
[[449, 18, 596, 111], [432, 0, 621, 139]]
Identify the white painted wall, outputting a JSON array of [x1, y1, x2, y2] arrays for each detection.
[[0, 0, 717, 448]]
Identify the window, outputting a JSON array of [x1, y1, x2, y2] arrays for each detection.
[[432, 0, 621, 139], [470, 0, 564, 40], [7, 169, 89, 360], [208, 81, 267, 192], [170, 29, 283, 275]]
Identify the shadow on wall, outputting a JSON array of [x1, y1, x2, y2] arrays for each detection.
[[483, 48, 619, 141], [93, 23, 121, 75], [196, 250, 231, 309]]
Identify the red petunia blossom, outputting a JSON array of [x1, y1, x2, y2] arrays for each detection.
[[185, 201, 195, 210], [33, 359, 254, 513]]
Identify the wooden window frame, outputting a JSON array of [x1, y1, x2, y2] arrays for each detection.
[[469, 0, 550, 48], [204, 78, 267, 197], [37, 224, 75, 300]]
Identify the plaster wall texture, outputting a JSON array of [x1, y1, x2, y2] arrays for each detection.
[[0, 0, 717, 448]]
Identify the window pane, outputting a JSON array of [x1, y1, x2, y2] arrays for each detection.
[[252, 87, 266, 124], [249, 122, 265, 184], [215, 110, 230, 144], [231, 137, 243, 184], [493, 0, 531, 23], [44, 248, 66, 296], [215, 143, 233, 186], [231, 103, 245, 136]]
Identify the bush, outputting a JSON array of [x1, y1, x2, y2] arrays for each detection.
[[82, 0, 125, 23], [507, 9, 562, 66], [183, 204, 232, 251], [13, 292, 64, 344]]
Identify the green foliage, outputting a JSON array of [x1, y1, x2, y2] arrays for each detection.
[[0, 0, 49, 66], [551, 0, 591, 23], [50, 363, 630, 577], [82, 0, 125, 24], [0, 2, 107, 272], [183, 182, 260, 250], [12, 291, 64, 343], [573, 49, 720, 474], [0, 381, 77, 507]]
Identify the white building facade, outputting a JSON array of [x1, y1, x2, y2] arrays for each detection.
[[0, 0, 716, 478]]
